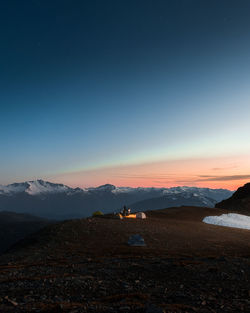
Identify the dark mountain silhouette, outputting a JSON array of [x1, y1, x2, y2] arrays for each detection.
[[0, 211, 52, 254], [215, 182, 250, 214]]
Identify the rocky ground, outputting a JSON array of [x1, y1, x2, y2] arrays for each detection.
[[0, 206, 250, 312]]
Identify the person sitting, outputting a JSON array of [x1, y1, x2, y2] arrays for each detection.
[[122, 205, 127, 216]]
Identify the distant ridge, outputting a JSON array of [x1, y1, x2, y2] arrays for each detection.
[[0, 179, 83, 196], [131, 193, 217, 211], [0, 180, 233, 219]]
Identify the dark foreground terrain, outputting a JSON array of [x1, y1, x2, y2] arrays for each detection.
[[0, 211, 51, 254], [0, 206, 250, 312]]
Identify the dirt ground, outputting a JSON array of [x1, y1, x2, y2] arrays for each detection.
[[0, 206, 250, 312]]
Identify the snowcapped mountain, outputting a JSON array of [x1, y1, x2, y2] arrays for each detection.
[[0, 180, 82, 196], [162, 186, 233, 202], [130, 192, 218, 211], [87, 184, 117, 193], [0, 180, 233, 219]]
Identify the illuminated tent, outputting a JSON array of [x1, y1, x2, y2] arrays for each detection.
[[136, 212, 146, 219], [118, 212, 146, 219]]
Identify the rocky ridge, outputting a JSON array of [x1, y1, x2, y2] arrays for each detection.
[[216, 182, 250, 213]]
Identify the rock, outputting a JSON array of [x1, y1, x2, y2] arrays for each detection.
[[215, 182, 250, 211], [128, 234, 146, 247], [4, 296, 18, 306]]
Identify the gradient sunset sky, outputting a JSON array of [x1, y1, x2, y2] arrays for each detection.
[[1, 0, 250, 190]]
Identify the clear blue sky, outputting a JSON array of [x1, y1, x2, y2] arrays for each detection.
[[0, 0, 250, 187]]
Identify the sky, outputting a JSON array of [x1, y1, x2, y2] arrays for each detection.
[[0, 0, 250, 190]]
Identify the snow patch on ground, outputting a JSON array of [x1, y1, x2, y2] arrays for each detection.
[[203, 213, 250, 230]]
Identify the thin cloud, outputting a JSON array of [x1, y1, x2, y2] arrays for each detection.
[[199, 175, 213, 178], [211, 165, 238, 171], [196, 174, 250, 182]]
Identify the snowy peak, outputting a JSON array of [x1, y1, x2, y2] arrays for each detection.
[[0, 182, 29, 195], [25, 180, 73, 195], [0, 180, 233, 202], [94, 184, 116, 192], [0, 180, 82, 196]]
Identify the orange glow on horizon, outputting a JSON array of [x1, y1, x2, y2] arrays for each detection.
[[48, 155, 250, 191]]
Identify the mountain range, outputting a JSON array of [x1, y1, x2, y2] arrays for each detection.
[[0, 180, 233, 219]]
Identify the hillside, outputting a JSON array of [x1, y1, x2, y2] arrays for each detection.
[[4, 206, 249, 260], [0, 206, 249, 312], [216, 182, 250, 213], [0, 211, 52, 254]]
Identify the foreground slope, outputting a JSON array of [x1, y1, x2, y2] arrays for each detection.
[[0, 206, 249, 312], [3, 206, 250, 260]]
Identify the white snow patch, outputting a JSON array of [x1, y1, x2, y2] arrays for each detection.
[[26, 181, 70, 195], [0, 184, 27, 194], [0, 180, 77, 196], [111, 187, 134, 194], [203, 213, 250, 230]]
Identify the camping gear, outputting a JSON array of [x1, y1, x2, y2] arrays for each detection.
[[128, 234, 146, 246], [116, 211, 146, 219], [136, 212, 146, 219]]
